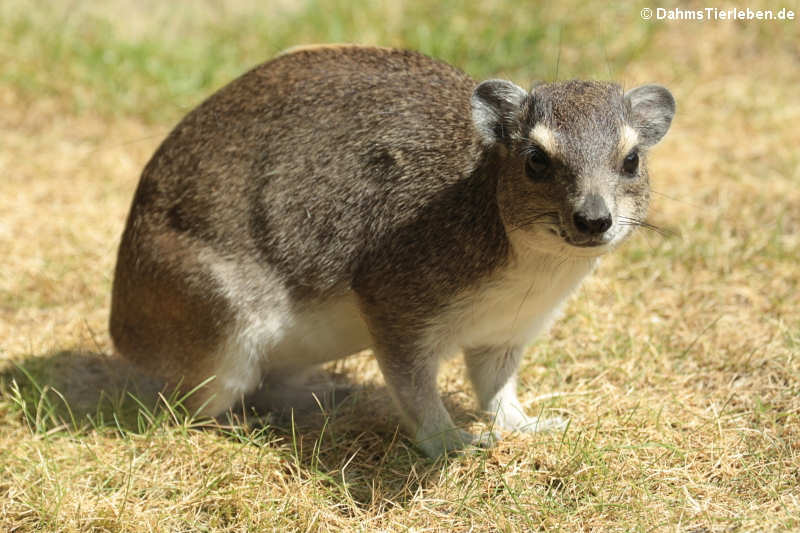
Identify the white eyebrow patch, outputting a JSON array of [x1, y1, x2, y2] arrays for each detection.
[[529, 124, 558, 154], [619, 124, 639, 155]]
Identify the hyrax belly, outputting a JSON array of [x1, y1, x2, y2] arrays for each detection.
[[261, 294, 373, 374]]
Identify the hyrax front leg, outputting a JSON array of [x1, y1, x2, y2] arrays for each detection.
[[372, 340, 495, 458], [464, 346, 566, 433]]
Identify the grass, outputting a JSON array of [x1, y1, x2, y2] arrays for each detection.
[[1, 0, 799, 530], [0, 0, 654, 123]]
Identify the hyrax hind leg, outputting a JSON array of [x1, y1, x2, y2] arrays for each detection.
[[245, 366, 353, 417], [110, 236, 268, 419], [110, 293, 264, 419]]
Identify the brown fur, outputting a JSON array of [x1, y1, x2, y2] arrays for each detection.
[[110, 45, 675, 457]]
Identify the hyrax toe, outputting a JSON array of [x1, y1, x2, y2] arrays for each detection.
[[416, 428, 499, 458]]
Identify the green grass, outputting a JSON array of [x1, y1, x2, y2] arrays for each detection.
[[0, 0, 657, 123]]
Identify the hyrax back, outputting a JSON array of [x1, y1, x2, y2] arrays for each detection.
[[110, 45, 674, 457]]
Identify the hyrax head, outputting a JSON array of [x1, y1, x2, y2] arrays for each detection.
[[472, 79, 675, 256]]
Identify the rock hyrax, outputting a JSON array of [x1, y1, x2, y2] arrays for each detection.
[[110, 45, 675, 457]]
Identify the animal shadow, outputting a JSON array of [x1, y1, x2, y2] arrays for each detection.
[[0, 350, 480, 509], [0, 350, 164, 430]]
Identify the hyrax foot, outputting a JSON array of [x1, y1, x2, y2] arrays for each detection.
[[494, 412, 568, 434], [246, 368, 354, 417], [415, 427, 499, 458]]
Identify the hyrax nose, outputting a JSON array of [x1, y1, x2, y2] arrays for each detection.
[[573, 194, 612, 236]]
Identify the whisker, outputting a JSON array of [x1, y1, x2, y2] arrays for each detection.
[[617, 216, 677, 238], [650, 189, 707, 211], [508, 211, 677, 240], [509, 211, 559, 233]]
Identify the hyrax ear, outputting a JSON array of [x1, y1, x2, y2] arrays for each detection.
[[471, 79, 528, 146], [625, 85, 676, 147]]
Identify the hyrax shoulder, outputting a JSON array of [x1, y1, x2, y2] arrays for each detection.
[[110, 45, 675, 457]]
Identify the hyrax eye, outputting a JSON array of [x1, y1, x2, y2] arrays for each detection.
[[622, 150, 639, 176], [525, 146, 551, 181]]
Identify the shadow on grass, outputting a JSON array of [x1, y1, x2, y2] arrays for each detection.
[[257, 384, 491, 510], [0, 350, 164, 432], [0, 350, 482, 510]]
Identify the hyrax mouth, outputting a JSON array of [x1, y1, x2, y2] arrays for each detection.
[[550, 226, 611, 248]]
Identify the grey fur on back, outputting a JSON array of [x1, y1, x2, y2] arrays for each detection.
[[132, 47, 500, 306]]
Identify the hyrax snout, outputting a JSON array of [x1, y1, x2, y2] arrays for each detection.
[[110, 45, 675, 458]]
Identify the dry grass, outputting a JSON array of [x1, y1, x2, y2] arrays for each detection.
[[1, 0, 798, 531]]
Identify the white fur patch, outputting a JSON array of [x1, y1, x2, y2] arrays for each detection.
[[619, 124, 639, 156], [200, 252, 373, 415], [529, 124, 558, 154], [263, 294, 372, 372], [198, 257, 292, 414], [426, 249, 597, 356]]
